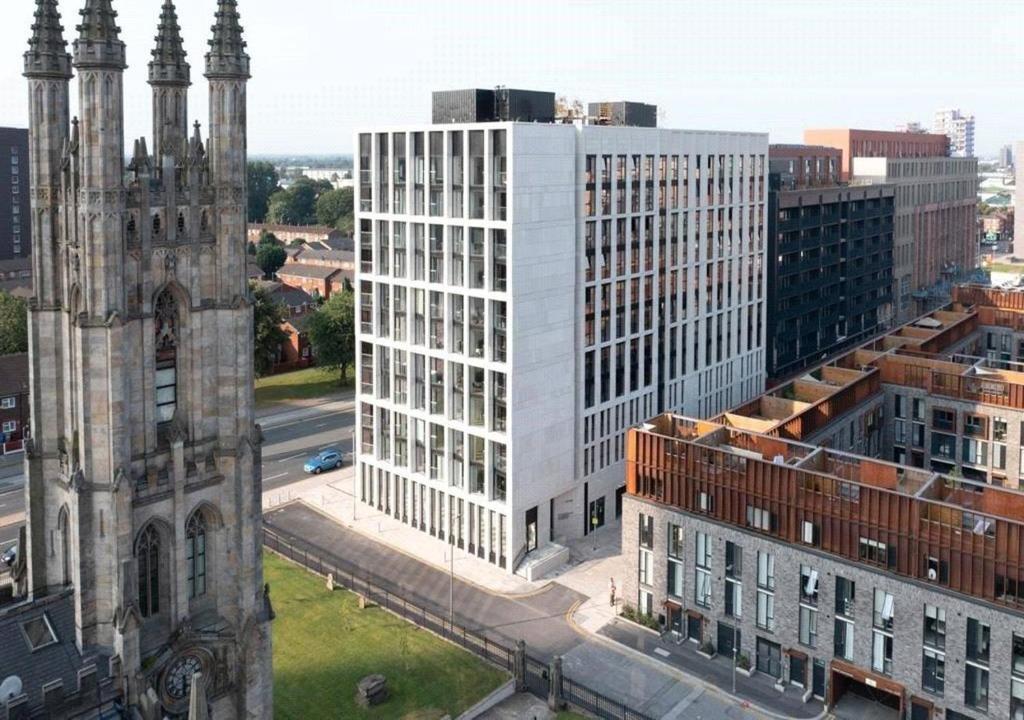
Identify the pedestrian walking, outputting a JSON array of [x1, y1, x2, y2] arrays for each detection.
[[609, 577, 616, 607]]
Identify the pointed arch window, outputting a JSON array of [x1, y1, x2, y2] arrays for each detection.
[[57, 507, 70, 587], [155, 291, 178, 423], [137, 525, 161, 617], [186, 512, 207, 599]]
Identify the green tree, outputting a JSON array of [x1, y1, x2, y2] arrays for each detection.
[[251, 283, 289, 377], [0, 291, 28, 355], [266, 177, 332, 226], [306, 289, 355, 382], [247, 161, 280, 223], [255, 242, 287, 278], [315, 187, 354, 228], [258, 229, 282, 246]]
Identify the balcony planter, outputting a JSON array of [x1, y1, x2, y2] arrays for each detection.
[[617, 605, 662, 636]]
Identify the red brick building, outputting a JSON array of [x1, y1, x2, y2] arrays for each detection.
[[275, 264, 343, 301], [0, 353, 29, 455], [803, 128, 949, 181]]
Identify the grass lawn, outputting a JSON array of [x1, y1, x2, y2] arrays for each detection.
[[267, 552, 508, 719], [986, 263, 1024, 274], [255, 367, 351, 408]]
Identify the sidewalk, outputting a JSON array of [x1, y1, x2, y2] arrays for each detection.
[[261, 466, 544, 596], [256, 396, 354, 431], [255, 388, 354, 420], [599, 619, 825, 719]]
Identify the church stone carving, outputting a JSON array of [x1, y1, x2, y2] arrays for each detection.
[[23, 1, 271, 716]]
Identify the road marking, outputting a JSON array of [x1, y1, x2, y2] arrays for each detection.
[[654, 647, 671, 658], [277, 453, 305, 463], [264, 473, 287, 482], [260, 408, 352, 431]]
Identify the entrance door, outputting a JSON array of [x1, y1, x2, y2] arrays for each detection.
[[790, 655, 807, 687], [717, 622, 740, 659], [756, 638, 782, 678], [668, 605, 682, 636], [686, 615, 702, 643], [525, 506, 538, 552], [812, 659, 826, 699], [615, 486, 625, 518]]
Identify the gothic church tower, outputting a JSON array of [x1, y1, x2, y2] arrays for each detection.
[[23, 1, 272, 716]]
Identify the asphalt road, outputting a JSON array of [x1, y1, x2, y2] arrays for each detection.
[[260, 405, 354, 492], [0, 401, 354, 551]]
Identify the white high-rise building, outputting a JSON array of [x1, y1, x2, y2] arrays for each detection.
[[933, 108, 975, 158], [1016, 141, 1024, 246], [354, 94, 767, 572]]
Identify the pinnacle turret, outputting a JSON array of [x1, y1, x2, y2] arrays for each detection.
[[205, 0, 250, 79], [149, 0, 189, 86], [23, 0, 72, 79], [73, 0, 126, 70]]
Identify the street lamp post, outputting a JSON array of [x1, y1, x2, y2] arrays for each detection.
[[732, 623, 738, 695], [449, 513, 462, 629]]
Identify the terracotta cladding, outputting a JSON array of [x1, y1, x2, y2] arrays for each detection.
[[626, 426, 1024, 610]]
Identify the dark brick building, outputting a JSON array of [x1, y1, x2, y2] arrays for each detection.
[[767, 145, 895, 380], [0, 128, 30, 261], [0, 353, 29, 454]]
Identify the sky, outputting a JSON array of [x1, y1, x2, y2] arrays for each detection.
[[2, 0, 1022, 156]]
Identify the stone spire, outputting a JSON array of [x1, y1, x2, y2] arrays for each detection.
[[149, 0, 190, 85], [24, 0, 72, 79], [205, 0, 250, 79], [73, 0, 126, 69]]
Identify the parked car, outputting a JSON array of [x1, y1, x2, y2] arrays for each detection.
[[1, 544, 17, 568], [303, 449, 343, 474]]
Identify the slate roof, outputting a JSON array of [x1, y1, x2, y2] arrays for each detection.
[[294, 250, 354, 266], [276, 264, 340, 280], [0, 590, 111, 709], [269, 283, 314, 310]]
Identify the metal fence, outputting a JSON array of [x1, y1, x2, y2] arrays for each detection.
[[263, 526, 656, 720]]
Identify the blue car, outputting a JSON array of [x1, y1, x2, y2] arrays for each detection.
[[304, 449, 343, 474]]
